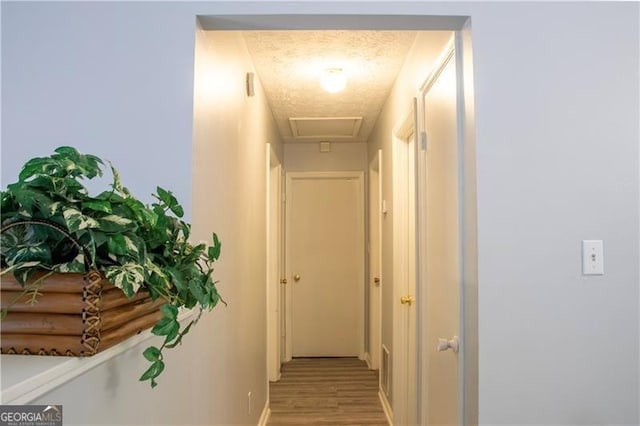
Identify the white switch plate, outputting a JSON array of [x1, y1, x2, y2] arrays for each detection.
[[582, 240, 604, 275]]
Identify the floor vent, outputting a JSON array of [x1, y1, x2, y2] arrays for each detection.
[[381, 345, 391, 396]]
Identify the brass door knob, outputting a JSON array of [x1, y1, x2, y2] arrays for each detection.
[[293, 274, 301, 282], [400, 295, 415, 306]]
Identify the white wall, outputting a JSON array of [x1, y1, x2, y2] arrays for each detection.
[[2, 2, 638, 425], [284, 142, 367, 172], [2, 4, 283, 425], [190, 28, 283, 424], [0, 2, 197, 217]]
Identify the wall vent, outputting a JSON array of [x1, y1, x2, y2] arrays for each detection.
[[381, 345, 391, 396]]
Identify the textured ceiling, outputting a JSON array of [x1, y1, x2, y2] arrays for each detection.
[[243, 31, 417, 143]]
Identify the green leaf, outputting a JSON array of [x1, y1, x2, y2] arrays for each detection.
[[151, 317, 178, 339], [208, 233, 221, 261], [208, 285, 221, 308], [18, 157, 50, 181], [103, 263, 145, 297], [166, 267, 186, 292], [144, 258, 170, 290], [160, 304, 179, 320], [155, 187, 184, 218], [142, 346, 162, 362], [81, 200, 112, 214], [165, 320, 194, 349], [151, 316, 173, 333], [62, 207, 99, 232], [12, 244, 52, 265], [140, 359, 165, 383], [98, 214, 135, 233], [53, 146, 103, 179], [106, 234, 128, 256], [54, 254, 86, 273], [189, 279, 209, 307]]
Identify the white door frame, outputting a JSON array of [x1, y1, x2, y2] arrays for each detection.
[[414, 31, 477, 425], [392, 111, 417, 426], [284, 171, 366, 360], [266, 144, 283, 381], [415, 38, 456, 424], [368, 150, 383, 370], [208, 14, 479, 425]]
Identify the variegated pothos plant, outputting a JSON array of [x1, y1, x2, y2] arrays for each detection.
[[0, 147, 224, 387]]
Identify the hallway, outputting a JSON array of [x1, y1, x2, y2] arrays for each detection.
[[268, 358, 388, 425]]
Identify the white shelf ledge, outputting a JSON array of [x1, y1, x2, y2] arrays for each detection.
[[1, 309, 197, 404]]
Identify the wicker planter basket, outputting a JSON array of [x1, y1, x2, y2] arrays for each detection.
[[1, 219, 163, 356], [1, 270, 163, 356]]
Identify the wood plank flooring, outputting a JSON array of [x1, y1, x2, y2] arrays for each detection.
[[268, 357, 389, 425]]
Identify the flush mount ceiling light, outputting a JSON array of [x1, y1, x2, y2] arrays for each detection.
[[320, 68, 347, 93]]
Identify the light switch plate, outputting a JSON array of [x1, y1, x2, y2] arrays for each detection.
[[582, 240, 604, 275]]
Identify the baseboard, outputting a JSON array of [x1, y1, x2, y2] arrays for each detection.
[[258, 401, 270, 426], [268, 372, 282, 383], [378, 389, 393, 426]]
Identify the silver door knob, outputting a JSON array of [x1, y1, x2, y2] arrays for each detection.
[[437, 336, 459, 353]]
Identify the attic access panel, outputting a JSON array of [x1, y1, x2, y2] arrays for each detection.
[[289, 117, 363, 141]]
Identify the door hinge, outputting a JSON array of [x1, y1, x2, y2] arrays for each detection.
[[421, 131, 427, 151]]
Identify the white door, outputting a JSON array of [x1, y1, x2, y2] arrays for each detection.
[[286, 172, 364, 357], [418, 41, 461, 425], [368, 151, 383, 370]]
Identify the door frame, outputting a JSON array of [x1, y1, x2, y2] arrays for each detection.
[[415, 36, 456, 424], [284, 171, 366, 360], [201, 14, 479, 425], [414, 31, 477, 425], [266, 144, 283, 381], [368, 150, 383, 370], [392, 111, 417, 426]]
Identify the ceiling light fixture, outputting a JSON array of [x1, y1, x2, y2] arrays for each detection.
[[320, 68, 346, 93]]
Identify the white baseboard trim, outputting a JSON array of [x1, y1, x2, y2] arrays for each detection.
[[379, 389, 393, 426], [258, 401, 270, 426]]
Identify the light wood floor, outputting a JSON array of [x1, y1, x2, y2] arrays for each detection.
[[268, 357, 389, 425]]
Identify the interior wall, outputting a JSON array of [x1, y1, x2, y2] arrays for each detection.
[[190, 28, 284, 424], [284, 141, 367, 172], [0, 2, 196, 218], [367, 30, 453, 408], [2, 2, 638, 425], [1, 4, 283, 424]]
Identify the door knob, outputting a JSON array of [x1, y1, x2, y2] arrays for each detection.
[[400, 295, 414, 306], [293, 274, 301, 282], [437, 336, 459, 353]]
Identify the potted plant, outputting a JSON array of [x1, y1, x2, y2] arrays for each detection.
[[0, 146, 224, 387]]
